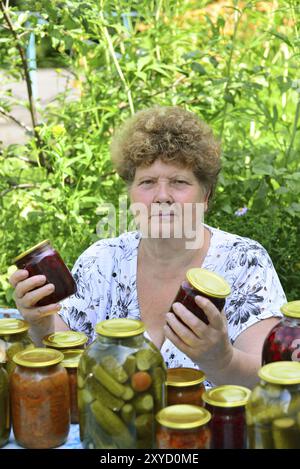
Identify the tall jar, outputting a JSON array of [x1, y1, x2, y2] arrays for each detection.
[[166, 367, 206, 406], [246, 361, 300, 449], [14, 239, 77, 306], [0, 362, 10, 447], [262, 301, 300, 364], [0, 318, 34, 375], [202, 385, 251, 449], [10, 348, 70, 448], [61, 349, 84, 424], [170, 268, 231, 325], [43, 331, 88, 350], [78, 319, 166, 449]]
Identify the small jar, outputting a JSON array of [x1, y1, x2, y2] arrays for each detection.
[[43, 331, 88, 350], [0, 318, 34, 375], [78, 319, 166, 449], [156, 404, 211, 449], [14, 240, 77, 307], [262, 301, 300, 364], [246, 361, 300, 449], [202, 385, 251, 449], [171, 268, 231, 324], [62, 349, 84, 424], [10, 348, 70, 448], [166, 367, 206, 406], [0, 362, 10, 447]]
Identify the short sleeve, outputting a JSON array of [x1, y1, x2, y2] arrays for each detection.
[[224, 241, 287, 344]]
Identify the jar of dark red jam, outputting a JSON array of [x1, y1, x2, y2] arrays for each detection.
[[14, 240, 77, 307], [62, 349, 83, 424], [262, 301, 300, 365], [202, 385, 251, 449], [171, 268, 231, 325], [156, 404, 211, 449], [43, 331, 88, 350], [10, 348, 70, 449], [166, 367, 206, 406]]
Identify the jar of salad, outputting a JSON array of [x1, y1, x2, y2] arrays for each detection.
[[78, 319, 166, 449], [0, 318, 34, 375], [43, 331, 88, 350], [166, 367, 206, 406]]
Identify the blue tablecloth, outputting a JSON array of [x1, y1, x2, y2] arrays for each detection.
[[3, 425, 82, 449]]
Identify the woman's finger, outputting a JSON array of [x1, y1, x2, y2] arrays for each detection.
[[9, 269, 29, 288], [171, 301, 207, 337], [166, 312, 200, 347], [14, 275, 47, 299], [164, 323, 191, 356], [16, 283, 55, 308], [194, 296, 224, 330]]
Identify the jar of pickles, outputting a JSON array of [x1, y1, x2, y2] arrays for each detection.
[[246, 361, 300, 449], [43, 331, 88, 350], [10, 348, 70, 449], [78, 319, 166, 449], [62, 349, 83, 424], [166, 367, 206, 406], [262, 301, 300, 364], [171, 268, 231, 324], [202, 385, 251, 449], [0, 318, 34, 375], [14, 240, 77, 307], [156, 404, 211, 449], [0, 362, 10, 447]]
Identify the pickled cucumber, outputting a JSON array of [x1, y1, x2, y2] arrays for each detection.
[[136, 349, 161, 371], [123, 355, 136, 376], [133, 394, 154, 413], [87, 376, 124, 411], [92, 364, 127, 398], [121, 404, 134, 424], [101, 355, 128, 384], [272, 418, 300, 449], [247, 424, 274, 449], [123, 385, 134, 401], [151, 367, 165, 410]]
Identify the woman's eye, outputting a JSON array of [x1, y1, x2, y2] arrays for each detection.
[[140, 180, 154, 185], [174, 180, 187, 184]]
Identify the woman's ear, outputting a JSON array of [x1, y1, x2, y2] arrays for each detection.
[[203, 189, 211, 212]]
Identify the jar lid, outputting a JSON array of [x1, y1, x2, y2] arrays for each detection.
[[281, 301, 300, 319], [13, 348, 64, 368], [13, 239, 50, 263], [95, 319, 145, 338], [156, 404, 211, 429], [42, 331, 88, 348], [166, 367, 206, 387], [202, 385, 251, 408], [0, 318, 29, 335], [186, 268, 231, 299], [258, 362, 300, 385], [61, 349, 84, 368]]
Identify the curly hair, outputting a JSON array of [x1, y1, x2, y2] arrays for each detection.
[[110, 106, 221, 203]]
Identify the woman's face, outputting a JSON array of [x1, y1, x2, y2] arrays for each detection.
[[129, 159, 209, 241]]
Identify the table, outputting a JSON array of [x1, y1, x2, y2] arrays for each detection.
[[3, 424, 82, 449]]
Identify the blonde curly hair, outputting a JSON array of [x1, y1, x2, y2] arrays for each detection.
[[110, 106, 221, 203]]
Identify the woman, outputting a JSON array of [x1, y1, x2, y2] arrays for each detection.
[[9, 106, 286, 388]]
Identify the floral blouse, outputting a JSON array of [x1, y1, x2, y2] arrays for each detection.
[[59, 225, 286, 380]]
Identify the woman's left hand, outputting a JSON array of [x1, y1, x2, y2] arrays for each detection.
[[164, 295, 234, 372]]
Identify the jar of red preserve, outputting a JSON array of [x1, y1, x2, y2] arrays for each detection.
[[14, 240, 77, 307], [156, 404, 211, 449], [62, 349, 83, 424], [171, 268, 231, 324], [262, 301, 300, 365], [166, 367, 206, 406], [202, 385, 251, 449]]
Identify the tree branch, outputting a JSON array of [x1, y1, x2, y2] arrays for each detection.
[[0, 107, 33, 134], [0, 183, 38, 198]]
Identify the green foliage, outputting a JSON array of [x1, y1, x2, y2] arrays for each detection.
[[0, 0, 300, 306]]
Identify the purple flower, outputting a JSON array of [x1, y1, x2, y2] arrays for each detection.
[[235, 207, 248, 217]]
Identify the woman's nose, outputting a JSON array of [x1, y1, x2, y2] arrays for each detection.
[[153, 183, 174, 204]]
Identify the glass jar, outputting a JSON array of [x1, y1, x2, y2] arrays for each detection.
[[14, 240, 77, 307], [170, 268, 231, 324], [156, 404, 211, 449], [0, 362, 10, 447], [62, 349, 84, 424], [78, 319, 166, 449], [0, 318, 34, 375], [262, 301, 300, 364], [166, 367, 206, 406], [246, 361, 300, 449], [43, 331, 88, 350], [202, 385, 251, 449], [10, 348, 70, 449]]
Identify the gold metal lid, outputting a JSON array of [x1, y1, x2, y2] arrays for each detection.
[[13, 239, 50, 263], [0, 318, 29, 335], [202, 385, 251, 408], [95, 319, 145, 338], [166, 367, 206, 387], [42, 331, 88, 349], [186, 268, 231, 298], [61, 349, 84, 368], [156, 404, 211, 429], [281, 301, 300, 319], [258, 362, 300, 385], [13, 348, 64, 368]]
